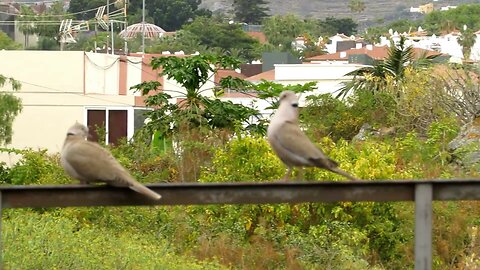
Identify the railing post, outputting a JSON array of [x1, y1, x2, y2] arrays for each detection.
[[415, 183, 432, 270], [0, 191, 3, 267]]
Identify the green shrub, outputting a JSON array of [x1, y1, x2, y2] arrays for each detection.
[[199, 135, 285, 182], [0, 148, 70, 185], [3, 209, 225, 270]]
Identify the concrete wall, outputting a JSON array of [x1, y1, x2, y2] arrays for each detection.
[[0, 50, 85, 93]]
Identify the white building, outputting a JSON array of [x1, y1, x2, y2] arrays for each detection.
[[246, 62, 366, 107], [0, 51, 152, 164]]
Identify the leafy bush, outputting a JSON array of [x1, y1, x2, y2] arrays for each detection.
[[0, 104, 476, 270], [200, 135, 284, 182], [0, 148, 69, 185], [3, 209, 225, 270]]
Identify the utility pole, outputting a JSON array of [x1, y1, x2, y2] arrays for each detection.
[[141, 0, 145, 55], [124, 0, 128, 54], [106, 0, 110, 54]]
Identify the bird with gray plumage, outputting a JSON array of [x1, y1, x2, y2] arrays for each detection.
[[267, 91, 359, 181], [61, 122, 161, 200]]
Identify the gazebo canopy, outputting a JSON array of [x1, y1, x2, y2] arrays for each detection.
[[119, 22, 166, 39]]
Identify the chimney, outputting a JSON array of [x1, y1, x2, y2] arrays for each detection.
[[340, 51, 347, 58], [366, 44, 373, 51], [356, 43, 363, 49]]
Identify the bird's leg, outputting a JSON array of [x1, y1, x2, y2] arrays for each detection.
[[282, 167, 292, 181], [296, 168, 305, 181]]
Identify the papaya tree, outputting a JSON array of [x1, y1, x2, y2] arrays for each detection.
[[131, 54, 263, 136], [0, 76, 22, 145]]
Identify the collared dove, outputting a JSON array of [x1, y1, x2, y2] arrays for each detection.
[[61, 122, 162, 200], [267, 91, 359, 181]]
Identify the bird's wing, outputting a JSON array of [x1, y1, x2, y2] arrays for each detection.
[[275, 121, 337, 168], [64, 140, 129, 184]]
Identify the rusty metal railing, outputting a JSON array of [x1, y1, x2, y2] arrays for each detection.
[[1, 179, 480, 270]]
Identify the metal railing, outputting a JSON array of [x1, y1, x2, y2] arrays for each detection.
[[1, 179, 480, 270]]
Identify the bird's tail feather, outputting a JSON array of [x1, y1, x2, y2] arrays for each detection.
[[330, 167, 359, 181], [129, 183, 162, 200]]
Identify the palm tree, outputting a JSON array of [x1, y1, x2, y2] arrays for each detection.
[[337, 36, 436, 98], [17, 5, 37, 48], [458, 28, 476, 60]]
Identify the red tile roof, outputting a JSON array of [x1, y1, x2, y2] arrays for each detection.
[[307, 46, 389, 61], [214, 69, 246, 84], [245, 69, 275, 81], [307, 45, 442, 61]]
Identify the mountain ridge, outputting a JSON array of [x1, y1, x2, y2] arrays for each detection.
[[200, 0, 480, 28]]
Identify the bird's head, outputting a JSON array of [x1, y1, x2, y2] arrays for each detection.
[[66, 122, 89, 139], [275, 90, 300, 122], [279, 90, 299, 108], [279, 90, 299, 109]]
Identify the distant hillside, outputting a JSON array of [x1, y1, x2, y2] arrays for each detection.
[[200, 0, 480, 29]]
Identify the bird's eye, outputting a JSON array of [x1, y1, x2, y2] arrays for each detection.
[[292, 103, 298, 108]]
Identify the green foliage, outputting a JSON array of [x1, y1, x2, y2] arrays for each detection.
[[197, 136, 419, 267], [66, 32, 126, 52], [458, 28, 476, 59], [337, 38, 447, 136], [301, 94, 365, 140], [0, 120, 478, 269], [128, 0, 211, 31], [233, 0, 270, 24], [132, 54, 263, 136], [34, 36, 60, 50], [183, 16, 261, 62], [424, 4, 480, 34], [17, 5, 37, 47], [200, 136, 284, 182], [320, 17, 358, 36], [3, 209, 225, 269], [147, 30, 207, 55], [0, 148, 69, 185], [348, 0, 366, 13], [0, 76, 22, 145], [19, 1, 71, 38], [68, 0, 108, 20], [338, 36, 417, 98], [262, 14, 305, 49], [0, 31, 21, 50]]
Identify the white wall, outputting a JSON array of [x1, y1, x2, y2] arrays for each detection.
[[0, 50, 85, 93], [0, 51, 140, 165], [84, 52, 120, 95], [126, 56, 143, 96], [274, 63, 364, 103]]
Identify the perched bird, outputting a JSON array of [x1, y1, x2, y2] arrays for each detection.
[[61, 122, 162, 200], [267, 91, 359, 181]]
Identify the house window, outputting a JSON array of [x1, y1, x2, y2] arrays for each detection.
[[85, 107, 150, 145]]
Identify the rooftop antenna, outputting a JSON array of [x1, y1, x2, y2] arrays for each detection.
[[58, 19, 89, 51], [95, 3, 127, 55]]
